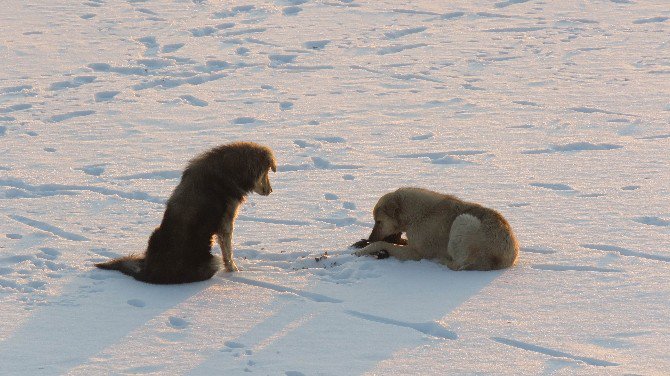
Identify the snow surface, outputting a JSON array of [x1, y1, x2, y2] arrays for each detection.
[[1, 0, 669, 375]]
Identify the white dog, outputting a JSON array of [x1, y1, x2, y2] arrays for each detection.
[[355, 187, 519, 270]]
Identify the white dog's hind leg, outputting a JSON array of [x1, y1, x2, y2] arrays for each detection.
[[444, 213, 482, 270], [217, 204, 240, 272], [355, 241, 422, 261]]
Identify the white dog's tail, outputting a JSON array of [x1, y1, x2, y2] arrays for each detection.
[[446, 213, 482, 270], [447, 212, 518, 270]]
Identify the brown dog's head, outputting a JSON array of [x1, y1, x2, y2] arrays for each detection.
[[190, 142, 277, 196], [368, 191, 403, 242], [253, 164, 275, 196], [250, 143, 276, 196]]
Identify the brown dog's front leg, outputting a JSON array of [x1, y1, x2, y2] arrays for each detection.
[[217, 230, 238, 272], [217, 204, 240, 272]]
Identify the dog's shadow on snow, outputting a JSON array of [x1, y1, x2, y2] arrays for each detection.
[[0, 268, 214, 375], [0, 252, 506, 375], [189, 251, 505, 375]]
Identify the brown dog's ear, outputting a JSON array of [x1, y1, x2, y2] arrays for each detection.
[[266, 149, 277, 172]]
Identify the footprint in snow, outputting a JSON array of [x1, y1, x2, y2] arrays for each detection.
[[0, 103, 32, 113], [304, 40, 330, 50], [384, 27, 427, 40], [94, 91, 120, 102], [179, 95, 208, 107], [127, 299, 146, 308], [633, 216, 669, 227], [48, 76, 96, 91], [232, 117, 258, 125], [37, 248, 60, 260], [522, 142, 623, 154], [632, 16, 669, 24], [47, 110, 95, 123], [531, 264, 623, 273], [213, 5, 255, 18], [410, 132, 434, 141], [75, 164, 107, 176], [342, 202, 356, 210], [168, 316, 189, 329], [522, 247, 557, 255], [161, 43, 184, 53], [190, 26, 217, 37], [315, 136, 346, 143], [269, 54, 297, 67], [529, 182, 575, 191], [136, 36, 160, 56], [577, 193, 606, 198], [223, 341, 245, 350], [293, 140, 318, 148], [508, 202, 530, 207], [283, 6, 302, 16]]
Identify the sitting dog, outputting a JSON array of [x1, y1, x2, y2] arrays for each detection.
[[96, 142, 276, 284], [354, 187, 519, 270]]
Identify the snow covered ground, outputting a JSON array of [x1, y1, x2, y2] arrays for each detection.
[[1, 0, 669, 374]]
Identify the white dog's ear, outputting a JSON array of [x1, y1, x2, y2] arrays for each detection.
[[383, 194, 402, 219]]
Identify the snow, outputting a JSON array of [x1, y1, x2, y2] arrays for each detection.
[[1, 0, 669, 375]]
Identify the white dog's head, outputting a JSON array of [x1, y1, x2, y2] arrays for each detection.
[[368, 191, 403, 242]]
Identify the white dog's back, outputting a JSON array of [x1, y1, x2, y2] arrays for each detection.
[[445, 209, 518, 270], [401, 188, 520, 270], [446, 214, 482, 270]]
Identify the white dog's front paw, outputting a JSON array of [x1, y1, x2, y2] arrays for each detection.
[[354, 247, 390, 259], [354, 242, 384, 257], [354, 249, 371, 257]]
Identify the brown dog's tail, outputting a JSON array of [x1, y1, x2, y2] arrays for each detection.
[[96, 255, 219, 284], [95, 255, 145, 280]]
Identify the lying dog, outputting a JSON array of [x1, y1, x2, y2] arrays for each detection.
[[354, 187, 519, 270], [96, 142, 276, 284]]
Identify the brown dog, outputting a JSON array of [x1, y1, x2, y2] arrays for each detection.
[[354, 188, 519, 270], [96, 142, 276, 284]]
